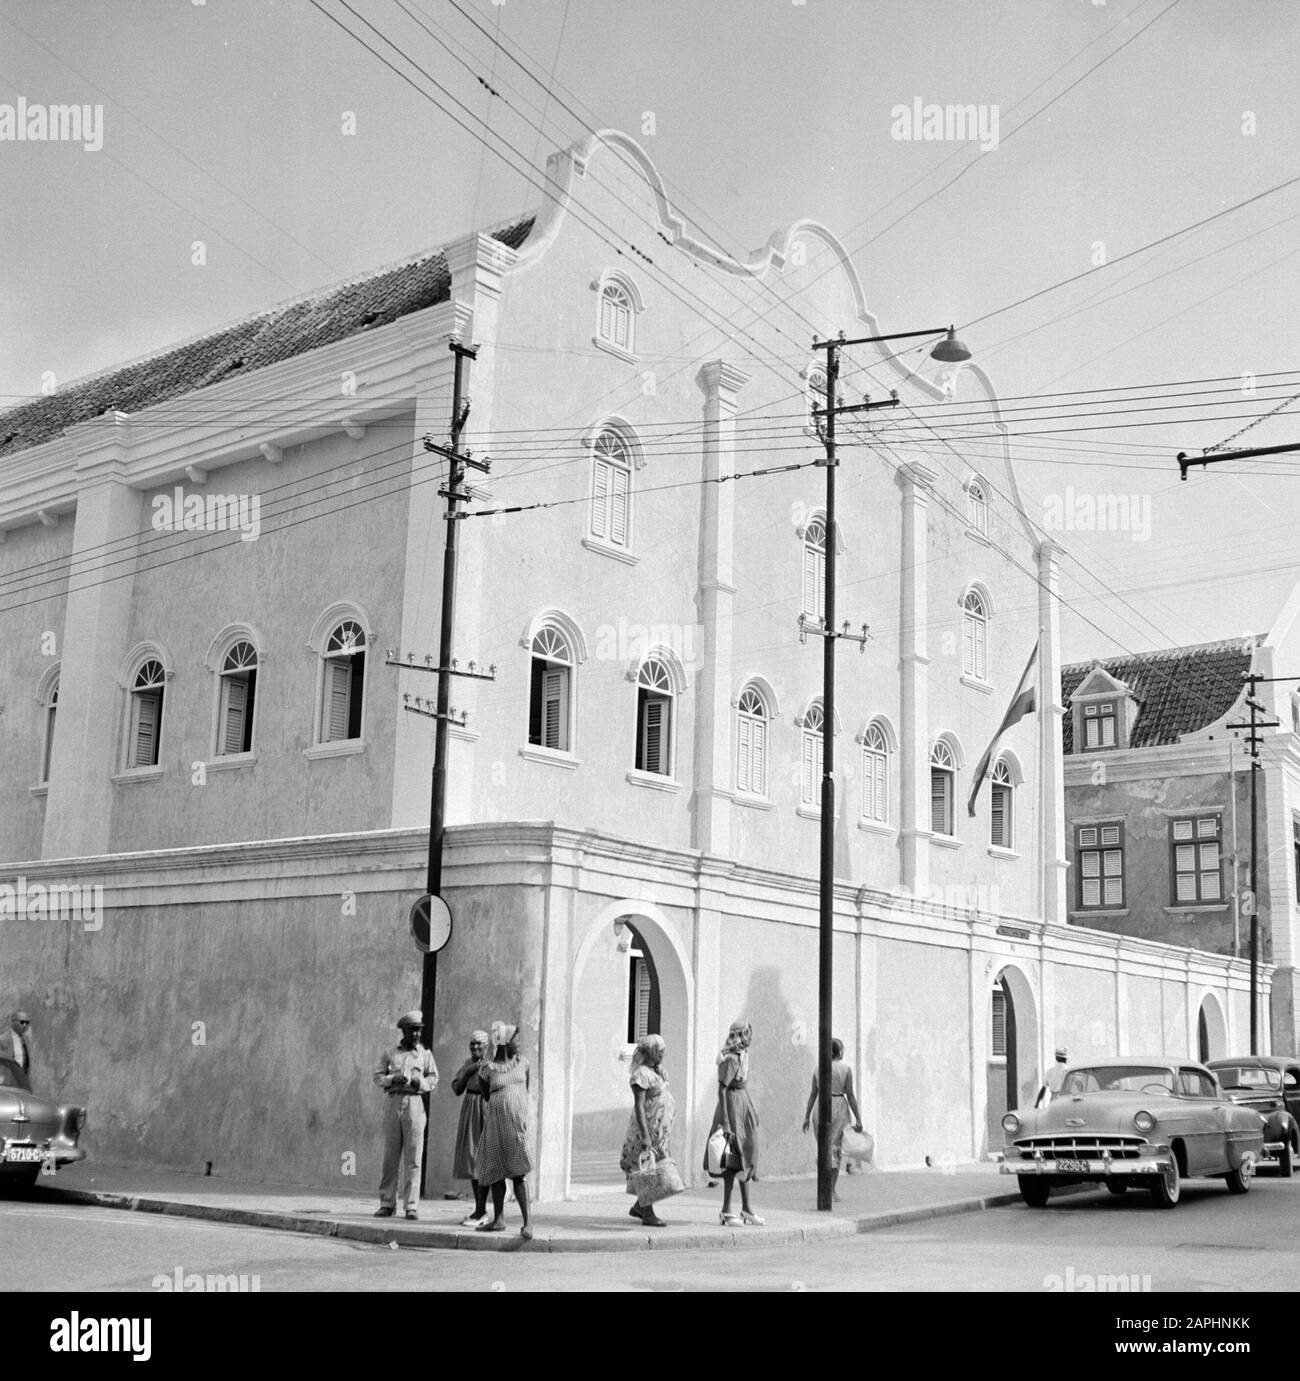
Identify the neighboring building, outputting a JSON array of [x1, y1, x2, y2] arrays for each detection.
[[0, 130, 1257, 1196], [1062, 585, 1300, 1054]]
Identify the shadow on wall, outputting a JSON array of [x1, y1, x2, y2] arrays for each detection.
[[700, 965, 812, 1181]]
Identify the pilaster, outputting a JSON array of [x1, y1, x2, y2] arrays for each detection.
[[897, 462, 936, 894], [1037, 539, 1068, 923], [691, 360, 749, 853]]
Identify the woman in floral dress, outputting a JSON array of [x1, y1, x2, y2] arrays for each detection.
[[619, 1034, 677, 1227], [474, 1021, 534, 1239], [704, 1018, 763, 1225]]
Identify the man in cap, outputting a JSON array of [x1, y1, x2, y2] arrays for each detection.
[[373, 1010, 439, 1219], [1, 1012, 32, 1076], [1035, 1047, 1069, 1107]]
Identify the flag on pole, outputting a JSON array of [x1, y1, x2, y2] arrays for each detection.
[[967, 637, 1040, 816]]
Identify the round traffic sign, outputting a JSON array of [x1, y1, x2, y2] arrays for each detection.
[[410, 893, 453, 953]]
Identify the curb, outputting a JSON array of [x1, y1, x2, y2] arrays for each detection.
[[36, 1182, 1038, 1253]]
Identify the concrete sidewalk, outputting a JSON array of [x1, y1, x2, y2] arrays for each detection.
[[32, 1158, 1044, 1253]]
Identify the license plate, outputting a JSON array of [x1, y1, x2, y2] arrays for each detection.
[[1053, 1158, 1090, 1173], [4, 1145, 43, 1163]]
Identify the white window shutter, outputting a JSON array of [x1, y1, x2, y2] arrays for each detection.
[[737, 714, 752, 793], [752, 717, 766, 795], [802, 732, 820, 806], [610, 466, 629, 546], [222, 678, 247, 755], [325, 661, 351, 742], [931, 768, 949, 834], [642, 697, 665, 775], [592, 461, 610, 539]]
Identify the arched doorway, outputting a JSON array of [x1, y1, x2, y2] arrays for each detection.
[[1198, 992, 1227, 1062], [567, 907, 690, 1195], [985, 964, 1039, 1153]]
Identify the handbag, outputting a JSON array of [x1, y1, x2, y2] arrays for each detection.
[[841, 1125, 874, 1164], [706, 1126, 744, 1175], [630, 1156, 685, 1206]]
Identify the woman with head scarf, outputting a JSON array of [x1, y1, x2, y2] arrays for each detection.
[[473, 1020, 534, 1239], [618, 1034, 679, 1227], [704, 1019, 763, 1225], [451, 1029, 490, 1226]]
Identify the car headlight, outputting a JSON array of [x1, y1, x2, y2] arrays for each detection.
[[1134, 1110, 1156, 1133], [1001, 1113, 1021, 1135]]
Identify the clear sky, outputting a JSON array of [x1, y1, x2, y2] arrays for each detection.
[[3, 0, 1299, 663]]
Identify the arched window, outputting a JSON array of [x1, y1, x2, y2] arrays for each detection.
[[962, 589, 988, 680], [930, 739, 956, 836], [39, 672, 59, 784], [803, 518, 827, 622], [736, 686, 769, 796], [635, 658, 674, 776], [862, 721, 890, 825], [599, 279, 634, 353], [801, 700, 825, 809], [807, 363, 828, 435], [127, 659, 166, 769], [320, 620, 366, 743], [216, 640, 258, 756], [990, 758, 1014, 848], [967, 478, 989, 534], [590, 428, 633, 549], [528, 625, 573, 752]]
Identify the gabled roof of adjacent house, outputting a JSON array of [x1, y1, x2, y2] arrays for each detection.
[[0, 217, 535, 461], [1061, 636, 1259, 752]]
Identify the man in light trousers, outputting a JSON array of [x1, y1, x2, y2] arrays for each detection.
[[374, 1010, 439, 1220]]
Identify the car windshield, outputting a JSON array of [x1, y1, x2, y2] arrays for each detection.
[[1213, 1066, 1282, 1091], [1059, 1065, 1173, 1095]]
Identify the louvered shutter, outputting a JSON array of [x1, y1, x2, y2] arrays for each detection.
[[991, 785, 1006, 847], [133, 693, 159, 768], [642, 697, 664, 775], [634, 959, 652, 1039], [326, 661, 351, 741], [610, 466, 629, 546], [974, 618, 986, 678], [600, 293, 614, 342], [591, 462, 610, 539], [737, 714, 752, 793], [751, 717, 766, 796], [43, 706, 56, 781], [930, 768, 949, 834], [222, 678, 247, 755], [873, 750, 887, 822], [543, 667, 567, 750], [804, 546, 824, 619], [802, 733, 820, 806]]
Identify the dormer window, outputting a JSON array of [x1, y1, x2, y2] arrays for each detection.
[[1083, 701, 1117, 749]]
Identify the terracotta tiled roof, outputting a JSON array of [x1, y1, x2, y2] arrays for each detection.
[[1061, 637, 1259, 752], [0, 217, 535, 460]]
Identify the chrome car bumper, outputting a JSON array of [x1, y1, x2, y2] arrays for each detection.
[[996, 1147, 1172, 1177]]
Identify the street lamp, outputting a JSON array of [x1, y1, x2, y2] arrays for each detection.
[[808, 324, 971, 1212]]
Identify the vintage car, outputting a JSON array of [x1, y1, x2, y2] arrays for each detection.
[[1207, 1055, 1300, 1177], [998, 1057, 1265, 1208], [0, 1057, 87, 1190]]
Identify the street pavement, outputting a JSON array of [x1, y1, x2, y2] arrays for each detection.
[[33, 1157, 1041, 1253]]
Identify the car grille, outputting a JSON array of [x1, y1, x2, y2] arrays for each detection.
[[1013, 1135, 1146, 1160]]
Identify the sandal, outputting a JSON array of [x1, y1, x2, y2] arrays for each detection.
[[476, 1219, 505, 1233], [719, 1211, 742, 1226], [740, 1210, 766, 1226], [520, 1224, 534, 1241]]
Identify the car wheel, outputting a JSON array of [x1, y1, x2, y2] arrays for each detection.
[[1150, 1157, 1181, 1208], [1104, 1177, 1129, 1195], [1018, 1175, 1051, 1208], [1276, 1140, 1294, 1179], [1225, 1153, 1254, 1195]]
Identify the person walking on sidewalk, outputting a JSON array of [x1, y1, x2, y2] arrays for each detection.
[[451, 1029, 490, 1227], [705, 1019, 763, 1226], [475, 1021, 534, 1240], [373, 1010, 438, 1221], [619, 1033, 679, 1228], [802, 1037, 864, 1201]]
